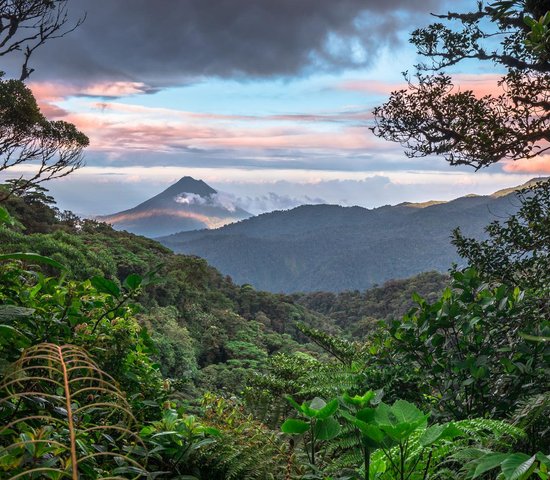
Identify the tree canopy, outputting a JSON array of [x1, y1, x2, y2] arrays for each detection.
[[0, 78, 88, 200], [372, 0, 550, 169], [0, 1, 87, 200]]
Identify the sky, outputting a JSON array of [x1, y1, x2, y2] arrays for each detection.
[[1, 0, 546, 216]]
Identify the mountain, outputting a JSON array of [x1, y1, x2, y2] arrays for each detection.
[[158, 179, 547, 293], [98, 176, 251, 237]]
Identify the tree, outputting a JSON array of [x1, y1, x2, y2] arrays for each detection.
[[453, 179, 550, 291], [0, 179, 60, 231], [0, 1, 88, 200], [0, 78, 88, 200], [372, 1, 550, 169], [0, 0, 85, 81]]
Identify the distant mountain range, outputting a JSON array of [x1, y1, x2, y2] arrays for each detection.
[[98, 176, 251, 237], [158, 178, 547, 293]]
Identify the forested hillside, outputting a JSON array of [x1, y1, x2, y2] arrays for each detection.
[[160, 186, 531, 292], [292, 271, 448, 334], [0, 186, 338, 394], [1, 1, 549, 479]]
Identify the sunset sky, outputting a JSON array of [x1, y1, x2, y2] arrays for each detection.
[[2, 0, 545, 215]]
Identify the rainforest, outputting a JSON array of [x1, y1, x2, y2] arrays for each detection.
[[0, 1, 549, 479]]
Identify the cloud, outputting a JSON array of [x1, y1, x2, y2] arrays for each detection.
[[35, 98, 382, 157], [335, 73, 504, 97], [29, 81, 158, 118], [175, 192, 238, 212], [173, 190, 325, 214], [7, 0, 443, 85], [502, 155, 550, 174], [228, 192, 327, 214]]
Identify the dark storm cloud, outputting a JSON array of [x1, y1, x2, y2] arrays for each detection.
[[8, 0, 443, 85]]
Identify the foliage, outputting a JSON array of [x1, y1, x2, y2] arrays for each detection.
[[0, 343, 147, 479], [456, 448, 550, 480], [386, 267, 547, 420], [193, 393, 292, 480], [139, 306, 198, 382], [372, 1, 550, 168], [453, 179, 550, 291], [1, 181, 60, 233], [0, 78, 89, 200], [278, 391, 526, 480], [141, 407, 220, 479], [282, 396, 341, 467], [293, 271, 448, 334], [0, 256, 166, 414]]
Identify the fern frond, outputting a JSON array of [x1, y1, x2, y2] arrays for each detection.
[[0, 343, 147, 479]]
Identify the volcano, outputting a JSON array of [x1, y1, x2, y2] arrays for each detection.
[[98, 177, 251, 237]]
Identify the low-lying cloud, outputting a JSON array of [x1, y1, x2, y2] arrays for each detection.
[[175, 192, 238, 213], [229, 192, 327, 215]]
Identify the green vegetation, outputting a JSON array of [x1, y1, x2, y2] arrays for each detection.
[[0, 1, 549, 478], [1, 180, 547, 478], [0, 182, 550, 480]]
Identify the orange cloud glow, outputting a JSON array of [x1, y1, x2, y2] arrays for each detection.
[[337, 74, 503, 98], [503, 156, 550, 174], [29, 81, 153, 119]]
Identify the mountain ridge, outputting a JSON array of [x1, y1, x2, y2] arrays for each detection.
[[159, 178, 548, 292]]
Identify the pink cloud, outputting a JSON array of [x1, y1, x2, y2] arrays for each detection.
[[81, 82, 152, 97], [59, 108, 378, 153], [452, 74, 503, 98], [28, 80, 378, 155], [337, 74, 503, 98], [503, 156, 550, 174], [29, 81, 154, 119]]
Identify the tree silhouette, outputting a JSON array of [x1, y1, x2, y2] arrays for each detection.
[[372, 1, 550, 169]]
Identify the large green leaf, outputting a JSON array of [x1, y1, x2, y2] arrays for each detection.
[[91, 276, 121, 297], [0, 206, 15, 226], [419, 422, 463, 447], [520, 332, 550, 343], [302, 397, 326, 418], [0, 305, 35, 323], [123, 273, 142, 291], [419, 424, 446, 447], [471, 453, 509, 478], [281, 418, 309, 435], [285, 395, 303, 413], [0, 325, 31, 347], [501, 454, 536, 480], [0, 252, 66, 270], [316, 398, 339, 419], [536, 452, 550, 469], [342, 412, 384, 446], [314, 417, 340, 441], [343, 391, 375, 407], [389, 400, 427, 424]]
